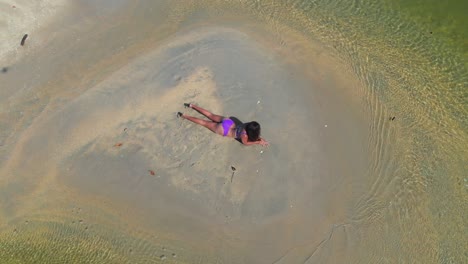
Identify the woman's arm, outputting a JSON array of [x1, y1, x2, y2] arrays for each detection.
[[241, 135, 269, 146]]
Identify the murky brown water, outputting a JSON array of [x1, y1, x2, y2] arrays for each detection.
[[0, 0, 466, 263]]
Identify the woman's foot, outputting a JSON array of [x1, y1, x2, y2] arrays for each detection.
[[184, 103, 192, 108], [177, 112, 184, 118]]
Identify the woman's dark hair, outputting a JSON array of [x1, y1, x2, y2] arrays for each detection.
[[245, 121, 261, 141]]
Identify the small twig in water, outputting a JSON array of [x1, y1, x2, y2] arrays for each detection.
[[230, 166, 236, 183], [21, 34, 28, 46]]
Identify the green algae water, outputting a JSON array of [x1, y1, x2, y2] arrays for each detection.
[[386, 0, 468, 59], [0, 0, 466, 263]]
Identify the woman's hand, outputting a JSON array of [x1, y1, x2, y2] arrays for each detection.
[[259, 138, 269, 146]]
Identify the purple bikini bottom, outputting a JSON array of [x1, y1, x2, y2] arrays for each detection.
[[221, 119, 234, 136]]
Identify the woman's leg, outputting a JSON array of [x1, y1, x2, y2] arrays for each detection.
[[180, 114, 222, 135], [188, 104, 224, 123]]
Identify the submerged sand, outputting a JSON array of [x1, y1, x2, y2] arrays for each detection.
[[3, 0, 460, 263], [0, 0, 70, 63]]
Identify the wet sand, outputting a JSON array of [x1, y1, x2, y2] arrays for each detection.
[[1, 0, 465, 263], [1, 20, 366, 260], [0, 0, 70, 63]]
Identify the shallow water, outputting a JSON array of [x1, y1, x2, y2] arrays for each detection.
[[0, 0, 466, 263]]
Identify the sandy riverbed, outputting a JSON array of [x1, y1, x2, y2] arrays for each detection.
[[0, 1, 422, 263]]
